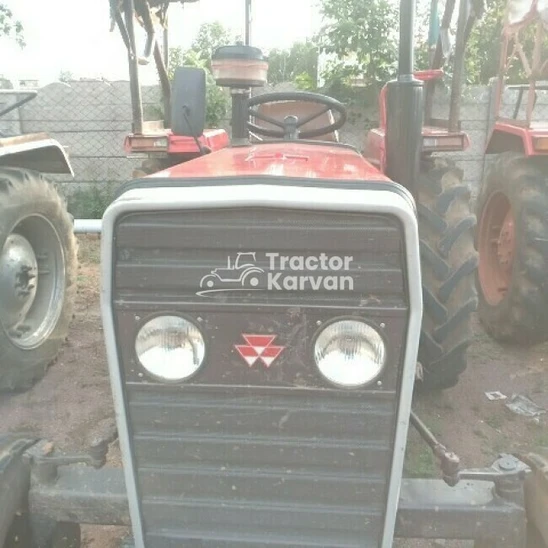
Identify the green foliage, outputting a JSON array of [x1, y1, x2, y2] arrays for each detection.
[[66, 185, 116, 220], [166, 22, 232, 128], [463, 0, 506, 84], [464, 0, 548, 85], [317, 0, 398, 96], [267, 41, 318, 88], [168, 46, 229, 128], [0, 3, 24, 47], [58, 70, 73, 83], [189, 21, 238, 68], [414, 0, 540, 85]]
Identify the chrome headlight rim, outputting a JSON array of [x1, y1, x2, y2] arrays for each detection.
[[311, 316, 387, 389], [134, 313, 206, 384]]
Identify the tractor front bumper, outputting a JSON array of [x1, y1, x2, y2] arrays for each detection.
[[0, 437, 526, 547]]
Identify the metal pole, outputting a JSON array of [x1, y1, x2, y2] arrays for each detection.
[[124, 0, 144, 135], [398, 0, 415, 78], [163, 16, 169, 68], [385, 0, 424, 197], [245, 0, 252, 45], [424, 0, 456, 122], [448, 0, 469, 132], [73, 220, 102, 234]]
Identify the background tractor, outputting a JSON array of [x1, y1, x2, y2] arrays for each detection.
[[475, 0, 548, 344], [0, 90, 77, 392], [364, 0, 483, 390], [109, 0, 229, 177]]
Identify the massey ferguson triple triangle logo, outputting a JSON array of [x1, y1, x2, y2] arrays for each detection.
[[234, 334, 285, 368], [198, 251, 354, 296]]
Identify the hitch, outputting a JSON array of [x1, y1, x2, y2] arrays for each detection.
[[411, 410, 529, 499], [25, 420, 117, 484]]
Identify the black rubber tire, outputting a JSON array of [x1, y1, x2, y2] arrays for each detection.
[[475, 152, 548, 343], [417, 157, 479, 390], [0, 168, 77, 392]]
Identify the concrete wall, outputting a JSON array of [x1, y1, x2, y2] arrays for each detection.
[[0, 80, 163, 195], [1, 79, 547, 198]]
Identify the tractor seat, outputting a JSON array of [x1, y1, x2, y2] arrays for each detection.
[[254, 100, 339, 142]]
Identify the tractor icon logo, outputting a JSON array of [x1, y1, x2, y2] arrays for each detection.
[[198, 252, 265, 295]]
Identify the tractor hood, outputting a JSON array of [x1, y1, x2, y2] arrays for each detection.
[[146, 142, 390, 182]]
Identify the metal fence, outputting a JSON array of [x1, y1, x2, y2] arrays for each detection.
[[1, 79, 548, 205], [0, 80, 164, 194]]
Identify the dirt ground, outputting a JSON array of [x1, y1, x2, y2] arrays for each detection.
[[1, 235, 547, 548]]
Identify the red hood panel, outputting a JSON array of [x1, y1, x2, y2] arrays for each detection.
[[148, 142, 389, 181]]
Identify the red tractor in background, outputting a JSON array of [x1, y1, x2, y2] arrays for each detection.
[[109, 0, 229, 176], [364, 0, 482, 389], [475, 0, 548, 344]]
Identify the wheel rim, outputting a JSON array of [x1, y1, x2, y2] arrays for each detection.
[[478, 191, 515, 306], [0, 215, 66, 350]]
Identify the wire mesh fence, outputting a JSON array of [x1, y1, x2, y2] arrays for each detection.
[[1, 79, 544, 210]]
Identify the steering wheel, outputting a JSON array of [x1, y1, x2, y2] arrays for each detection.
[[247, 91, 348, 140]]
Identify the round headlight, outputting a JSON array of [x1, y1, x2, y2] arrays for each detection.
[[135, 316, 205, 381], [314, 320, 386, 387]]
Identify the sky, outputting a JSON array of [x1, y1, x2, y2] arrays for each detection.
[[1, 0, 321, 85]]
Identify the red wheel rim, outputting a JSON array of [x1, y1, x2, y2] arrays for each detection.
[[478, 191, 515, 306]]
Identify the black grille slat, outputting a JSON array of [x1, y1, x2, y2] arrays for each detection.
[[141, 499, 383, 543], [146, 529, 365, 548], [115, 264, 403, 294], [138, 465, 386, 505], [133, 434, 389, 472], [129, 386, 395, 440], [116, 213, 401, 254]]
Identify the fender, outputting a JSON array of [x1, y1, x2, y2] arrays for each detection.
[[485, 121, 548, 157], [0, 134, 73, 175]]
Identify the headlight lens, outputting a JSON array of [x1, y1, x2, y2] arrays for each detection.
[[314, 319, 386, 387], [135, 316, 205, 381]]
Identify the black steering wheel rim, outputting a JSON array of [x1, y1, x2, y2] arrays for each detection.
[[247, 91, 347, 139]]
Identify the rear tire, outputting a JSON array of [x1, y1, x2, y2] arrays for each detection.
[[417, 157, 478, 390], [0, 168, 77, 392], [476, 152, 548, 343]]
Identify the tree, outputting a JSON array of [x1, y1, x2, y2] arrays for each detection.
[[168, 47, 229, 128], [267, 41, 318, 88], [167, 22, 234, 128], [316, 0, 398, 97], [414, 0, 530, 86], [59, 70, 74, 83], [189, 21, 237, 68], [0, 3, 24, 46]]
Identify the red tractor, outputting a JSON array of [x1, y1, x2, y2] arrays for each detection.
[[475, 0, 548, 343], [115, 0, 480, 390], [1, 1, 548, 547], [109, 0, 230, 176], [364, 0, 482, 389]]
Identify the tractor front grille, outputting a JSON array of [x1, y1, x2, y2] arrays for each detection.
[[129, 386, 395, 546], [110, 206, 410, 547]]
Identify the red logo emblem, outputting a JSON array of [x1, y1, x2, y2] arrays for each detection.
[[234, 334, 285, 368]]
